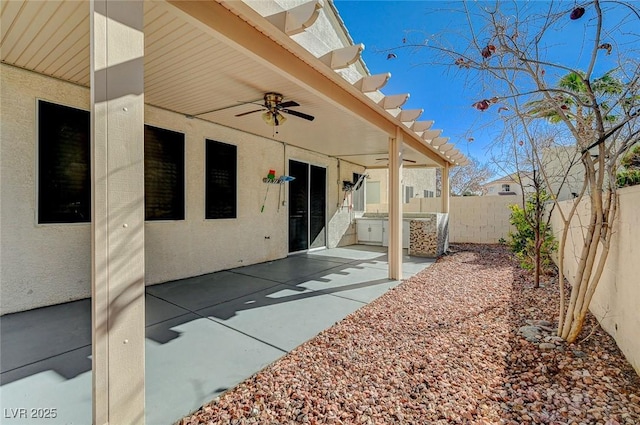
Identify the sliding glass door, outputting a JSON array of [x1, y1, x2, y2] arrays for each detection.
[[288, 160, 326, 252]]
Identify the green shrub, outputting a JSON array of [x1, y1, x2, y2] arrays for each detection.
[[617, 145, 640, 188], [617, 169, 640, 188], [507, 191, 557, 274], [620, 144, 640, 170]]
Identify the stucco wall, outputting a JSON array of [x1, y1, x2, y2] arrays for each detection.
[[367, 195, 516, 244], [366, 168, 437, 205], [550, 186, 640, 374], [1, 65, 93, 315], [0, 64, 363, 314]]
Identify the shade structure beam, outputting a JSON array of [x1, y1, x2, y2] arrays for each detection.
[[439, 143, 455, 153], [429, 136, 449, 147], [421, 129, 442, 141], [319, 44, 364, 70], [397, 108, 423, 123], [353, 72, 391, 93], [264, 0, 323, 36], [379, 93, 409, 109], [411, 120, 434, 133]]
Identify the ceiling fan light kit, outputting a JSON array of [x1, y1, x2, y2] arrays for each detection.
[[262, 110, 287, 126]]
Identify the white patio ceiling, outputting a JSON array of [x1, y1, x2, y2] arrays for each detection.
[[0, 0, 463, 168]]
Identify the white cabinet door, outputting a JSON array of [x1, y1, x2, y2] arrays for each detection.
[[357, 220, 383, 244], [357, 221, 371, 242], [369, 221, 383, 243]]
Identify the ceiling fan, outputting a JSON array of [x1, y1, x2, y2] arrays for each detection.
[[235, 92, 315, 126]]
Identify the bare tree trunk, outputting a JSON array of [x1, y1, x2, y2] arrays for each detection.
[[534, 228, 541, 288], [557, 226, 567, 336], [564, 190, 617, 343]]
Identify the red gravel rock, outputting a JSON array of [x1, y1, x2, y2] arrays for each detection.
[[179, 244, 640, 425]]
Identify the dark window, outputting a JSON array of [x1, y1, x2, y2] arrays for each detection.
[[144, 125, 185, 220], [206, 139, 237, 219], [405, 186, 414, 203], [38, 100, 90, 224]]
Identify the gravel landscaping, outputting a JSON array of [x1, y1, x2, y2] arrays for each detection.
[[179, 244, 640, 424]]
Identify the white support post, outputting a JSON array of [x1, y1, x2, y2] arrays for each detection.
[[90, 1, 145, 423], [388, 128, 403, 280], [442, 163, 450, 213]]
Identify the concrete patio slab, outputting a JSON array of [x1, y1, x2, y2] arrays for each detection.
[[147, 271, 281, 312], [0, 346, 92, 424], [0, 299, 91, 374], [145, 314, 285, 425], [292, 266, 400, 304], [145, 293, 192, 327], [197, 283, 366, 352], [231, 255, 348, 283]]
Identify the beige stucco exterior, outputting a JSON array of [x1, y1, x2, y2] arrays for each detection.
[[365, 168, 437, 205], [550, 186, 640, 375], [0, 64, 363, 315], [1, 65, 93, 315], [541, 146, 585, 201]]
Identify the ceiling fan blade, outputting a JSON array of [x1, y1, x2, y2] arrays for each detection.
[[374, 157, 417, 163], [281, 109, 315, 121], [235, 109, 264, 117], [279, 100, 300, 108]]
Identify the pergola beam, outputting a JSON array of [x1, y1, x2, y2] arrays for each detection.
[[379, 93, 409, 109], [411, 120, 434, 133], [422, 129, 442, 140], [353, 73, 391, 93], [265, 0, 323, 36], [429, 137, 449, 148], [319, 44, 364, 70], [397, 108, 423, 122]]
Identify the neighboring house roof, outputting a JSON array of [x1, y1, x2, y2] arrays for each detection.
[[483, 172, 522, 186]]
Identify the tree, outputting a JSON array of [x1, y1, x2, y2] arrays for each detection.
[[436, 156, 494, 196], [399, 0, 640, 342]]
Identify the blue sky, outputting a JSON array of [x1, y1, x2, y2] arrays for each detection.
[[334, 1, 501, 162], [333, 1, 635, 166]]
